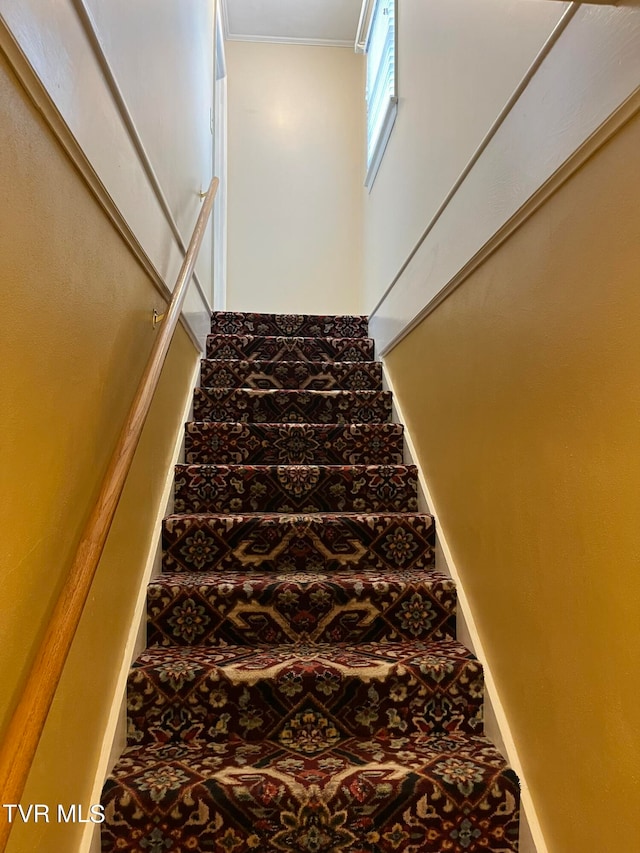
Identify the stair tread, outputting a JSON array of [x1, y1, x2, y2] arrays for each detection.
[[108, 730, 511, 776], [102, 732, 519, 853], [186, 419, 400, 424], [207, 333, 374, 344], [211, 311, 370, 338], [185, 421, 401, 432], [201, 358, 380, 365], [135, 636, 474, 667], [128, 639, 484, 744], [151, 566, 452, 585], [186, 420, 401, 427], [165, 509, 432, 521], [196, 386, 388, 397], [175, 463, 416, 471]]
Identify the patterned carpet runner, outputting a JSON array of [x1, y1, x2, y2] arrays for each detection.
[[101, 312, 520, 852]]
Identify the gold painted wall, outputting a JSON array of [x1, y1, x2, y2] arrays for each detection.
[[0, 52, 199, 851], [385, 112, 640, 852]]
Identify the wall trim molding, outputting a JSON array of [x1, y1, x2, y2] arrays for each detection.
[[220, 0, 231, 43], [378, 83, 640, 357], [382, 363, 547, 853], [355, 0, 375, 53], [224, 33, 353, 49], [79, 358, 200, 853], [219, 1, 352, 50], [0, 11, 206, 354], [365, 97, 398, 191]]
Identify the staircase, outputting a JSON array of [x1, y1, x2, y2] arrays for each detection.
[[101, 312, 520, 852]]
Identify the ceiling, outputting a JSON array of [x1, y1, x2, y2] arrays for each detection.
[[221, 0, 363, 48]]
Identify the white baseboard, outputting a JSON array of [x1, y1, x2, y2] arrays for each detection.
[[80, 359, 199, 853], [382, 363, 546, 853]]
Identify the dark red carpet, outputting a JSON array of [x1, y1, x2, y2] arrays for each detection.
[[101, 312, 519, 852]]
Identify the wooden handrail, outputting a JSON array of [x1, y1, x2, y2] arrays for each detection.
[[0, 177, 219, 851]]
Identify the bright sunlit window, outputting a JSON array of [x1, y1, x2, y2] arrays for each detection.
[[357, 0, 397, 189]]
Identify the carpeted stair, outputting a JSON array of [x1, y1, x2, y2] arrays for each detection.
[[101, 312, 520, 852]]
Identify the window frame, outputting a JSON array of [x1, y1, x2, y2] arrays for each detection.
[[356, 0, 398, 190]]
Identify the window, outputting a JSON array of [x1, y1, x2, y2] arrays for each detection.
[[356, 0, 397, 189]]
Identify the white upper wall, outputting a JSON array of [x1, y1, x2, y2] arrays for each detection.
[[364, 0, 568, 315], [225, 40, 365, 315], [0, 0, 216, 342], [365, 0, 640, 354], [84, 0, 215, 243]]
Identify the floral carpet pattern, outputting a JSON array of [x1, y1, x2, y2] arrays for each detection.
[[201, 359, 383, 391], [184, 423, 406, 466], [193, 387, 392, 424], [207, 333, 375, 363], [173, 464, 419, 514], [210, 312, 370, 339], [161, 513, 436, 574], [146, 568, 456, 647], [102, 312, 519, 851]]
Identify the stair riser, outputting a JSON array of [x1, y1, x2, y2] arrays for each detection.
[[207, 334, 375, 362], [201, 359, 383, 391], [184, 422, 406, 465], [194, 388, 392, 424], [101, 736, 520, 853], [211, 311, 369, 338], [162, 514, 435, 574], [127, 647, 483, 746], [173, 464, 418, 514], [147, 571, 455, 647]]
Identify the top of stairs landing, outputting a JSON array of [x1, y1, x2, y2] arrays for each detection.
[[211, 311, 369, 339]]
